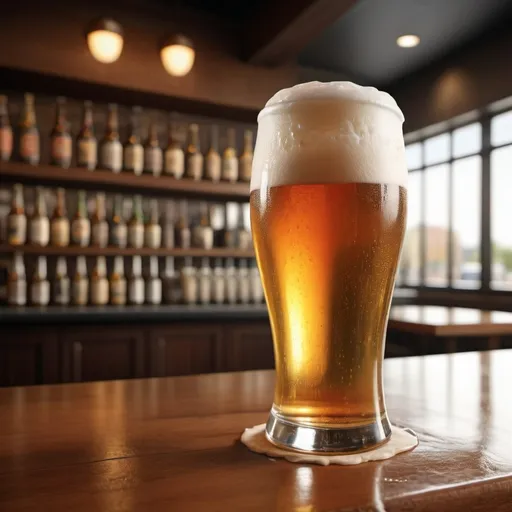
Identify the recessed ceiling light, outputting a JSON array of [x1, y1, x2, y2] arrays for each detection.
[[396, 35, 420, 48]]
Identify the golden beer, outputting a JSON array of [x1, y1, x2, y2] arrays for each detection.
[[251, 82, 408, 453]]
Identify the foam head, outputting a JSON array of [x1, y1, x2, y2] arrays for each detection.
[[250, 81, 408, 192]]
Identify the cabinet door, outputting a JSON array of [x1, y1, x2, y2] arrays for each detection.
[[148, 325, 222, 377], [60, 327, 145, 383]]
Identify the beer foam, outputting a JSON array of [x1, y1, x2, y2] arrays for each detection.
[[251, 81, 408, 192]]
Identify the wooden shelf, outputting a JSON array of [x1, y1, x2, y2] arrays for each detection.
[[0, 244, 255, 259], [0, 161, 251, 201]]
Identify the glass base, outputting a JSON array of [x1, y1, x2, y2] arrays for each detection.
[[265, 408, 392, 454]]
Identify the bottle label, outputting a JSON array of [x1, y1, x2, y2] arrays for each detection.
[[77, 139, 97, 169], [129, 278, 145, 305], [7, 214, 27, 245], [20, 132, 40, 163], [110, 279, 127, 305], [124, 144, 143, 174], [205, 153, 221, 181], [222, 156, 238, 182], [31, 281, 50, 306], [0, 127, 13, 160], [111, 223, 127, 248], [92, 221, 109, 247], [145, 279, 162, 305], [71, 218, 90, 246], [91, 278, 109, 305], [8, 279, 27, 306], [101, 141, 122, 172], [128, 224, 144, 248], [51, 134, 72, 166], [51, 218, 70, 247], [144, 148, 163, 175], [30, 217, 50, 246], [72, 279, 88, 305], [240, 153, 253, 182], [187, 153, 203, 180], [144, 226, 162, 249], [54, 277, 70, 305], [165, 148, 184, 178]]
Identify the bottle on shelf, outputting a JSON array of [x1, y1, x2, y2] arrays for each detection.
[[237, 259, 250, 305], [7, 184, 26, 246], [237, 203, 252, 250], [192, 201, 214, 250], [91, 192, 109, 248], [175, 200, 191, 249], [110, 255, 127, 306], [110, 194, 127, 248], [128, 255, 145, 305], [223, 203, 237, 248], [124, 106, 143, 175], [239, 129, 254, 182], [146, 256, 162, 305], [50, 96, 72, 168], [185, 124, 203, 180], [222, 128, 238, 182], [18, 93, 40, 165], [145, 199, 162, 249], [54, 256, 70, 306], [7, 252, 26, 306], [144, 118, 163, 176], [164, 119, 184, 179], [205, 125, 221, 182], [162, 256, 181, 304], [128, 195, 144, 248], [212, 258, 226, 305], [0, 94, 13, 162], [51, 188, 70, 247], [76, 100, 97, 170], [100, 103, 122, 173], [249, 260, 264, 304], [30, 186, 50, 247], [72, 255, 89, 306], [210, 203, 225, 247], [31, 255, 50, 306], [181, 256, 197, 305], [90, 256, 109, 306], [71, 190, 91, 247], [198, 257, 212, 305], [225, 257, 237, 305], [162, 200, 175, 248]]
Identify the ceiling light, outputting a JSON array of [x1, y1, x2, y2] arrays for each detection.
[[87, 19, 124, 63], [396, 35, 420, 48], [160, 35, 195, 77]]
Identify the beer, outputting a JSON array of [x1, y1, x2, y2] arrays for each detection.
[[54, 256, 70, 306], [222, 128, 238, 182], [144, 199, 161, 249], [19, 93, 39, 165], [239, 130, 253, 182], [77, 101, 97, 170], [185, 124, 203, 180], [110, 194, 127, 248], [7, 184, 26, 246], [50, 97, 72, 168], [71, 190, 91, 247], [250, 82, 408, 453], [100, 103, 122, 172], [164, 120, 184, 178], [0, 95, 13, 162], [128, 195, 144, 248], [91, 192, 109, 247], [30, 186, 50, 247], [144, 118, 163, 176], [110, 256, 127, 306], [205, 125, 221, 182], [51, 188, 70, 247], [124, 107, 143, 175]]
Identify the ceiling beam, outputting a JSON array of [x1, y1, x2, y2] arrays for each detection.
[[244, 0, 359, 66]]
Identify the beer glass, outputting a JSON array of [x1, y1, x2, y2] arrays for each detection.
[[250, 82, 407, 453]]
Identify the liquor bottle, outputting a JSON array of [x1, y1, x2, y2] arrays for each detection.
[[76, 100, 97, 170], [237, 259, 250, 305], [185, 124, 203, 180], [31, 255, 50, 306], [210, 203, 225, 247], [212, 258, 226, 305], [30, 186, 50, 246], [175, 200, 191, 249], [7, 184, 26, 246], [162, 256, 181, 304], [239, 130, 253, 182], [91, 192, 109, 248], [0, 94, 13, 162], [164, 120, 184, 178], [71, 190, 90, 247], [18, 93, 39, 165], [192, 202, 214, 250], [205, 125, 221, 182], [90, 256, 109, 306], [124, 106, 143, 175], [224, 203, 237, 248], [144, 118, 163, 176], [237, 203, 252, 250], [162, 200, 175, 248], [128, 256, 144, 305], [145, 199, 162, 249], [145, 256, 162, 305], [50, 96, 72, 168], [225, 258, 237, 305], [181, 257, 197, 305], [222, 128, 238, 182], [7, 252, 26, 306], [110, 255, 127, 306], [110, 194, 127, 248], [54, 256, 70, 306], [249, 260, 264, 304], [128, 195, 144, 248], [72, 256, 89, 306], [100, 103, 122, 173], [198, 257, 212, 305]]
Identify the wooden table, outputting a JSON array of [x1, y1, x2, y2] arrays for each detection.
[[1, 350, 512, 511], [388, 305, 512, 353]]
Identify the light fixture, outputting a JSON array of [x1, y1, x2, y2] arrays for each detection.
[[160, 34, 195, 77], [396, 34, 420, 48], [87, 19, 124, 63]]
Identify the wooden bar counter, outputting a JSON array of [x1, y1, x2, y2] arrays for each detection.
[[1, 350, 511, 511]]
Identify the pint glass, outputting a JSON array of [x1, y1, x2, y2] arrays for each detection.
[[250, 82, 407, 453]]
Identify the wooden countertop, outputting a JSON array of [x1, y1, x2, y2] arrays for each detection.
[[1, 350, 511, 511], [388, 305, 512, 336]]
